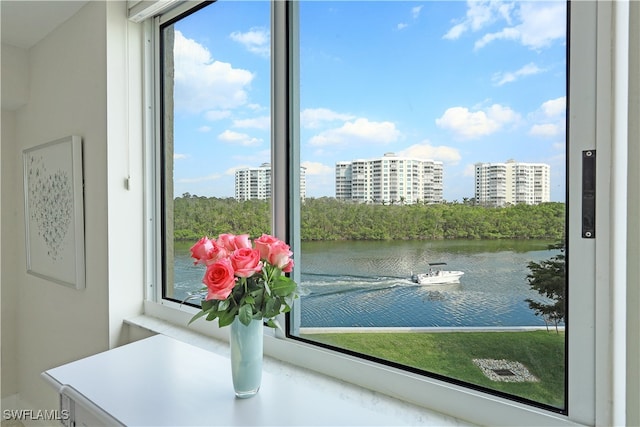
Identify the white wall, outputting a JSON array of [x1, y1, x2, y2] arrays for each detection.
[[105, 0, 145, 348], [627, 2, 640, 425], [1, 44, 29, 110], [1, 35, 29, 401], [0, 0, 144, 410], [1, 108, 19, 398]]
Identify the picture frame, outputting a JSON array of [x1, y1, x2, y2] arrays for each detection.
[[23, 135, 85, 289]]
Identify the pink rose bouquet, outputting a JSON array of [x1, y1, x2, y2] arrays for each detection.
[[187, 233, 298, 328]]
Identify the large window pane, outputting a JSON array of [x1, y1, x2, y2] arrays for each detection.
[[161, 1, 271, 302], [291, 0, 567, 411], [159, 0, 570, 414]]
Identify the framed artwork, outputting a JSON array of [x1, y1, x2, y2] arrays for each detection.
[[23, 135, 85, 289]]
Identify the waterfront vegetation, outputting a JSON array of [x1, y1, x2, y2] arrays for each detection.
[[303, 330, 565, 409], [174, 194, 566, 408], [173, 194, 565, 242]]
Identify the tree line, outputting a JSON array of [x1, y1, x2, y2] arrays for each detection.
[[173, 194, 565, 242]]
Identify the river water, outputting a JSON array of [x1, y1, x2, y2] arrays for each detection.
[[173, 239, 562, 328]]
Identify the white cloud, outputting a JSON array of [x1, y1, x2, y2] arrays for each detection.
[[204, 110, 232, 121], [397, 6, 423, 31], [411, 5, 423, 19], [515, 2, 566, 50], [541, 96, 566, 117], [301, 108, 356, 129], [308, 118, 401, 147], [475, 2, 566, 50], [174, 30, 254, 114], [529, 123, 561, 137], [444, 1, 514, 40], [218, 130, 263, 147], [301, 161, 333, 175], [436, 104, 520, 139], [174, 153, 189, 160], [492, 62, 544, 86], [230, 27, 270, 57], [528, 96, 566, 138], [444, 1, 565, 51], [474, 27, 520, 50], [233, 116, 270, 130], [444, 23, 466, 40], [398, 142, 461, 165], [197, 126, 211, 133]]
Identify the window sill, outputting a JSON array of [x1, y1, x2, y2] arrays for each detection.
[[124, 310, 470, 426], [133, 301, 579, 427]]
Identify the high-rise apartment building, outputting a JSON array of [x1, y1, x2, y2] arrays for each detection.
[[474, 160, 550, 206], [335, 153, 443, 204], [235, 163, 307, 201]]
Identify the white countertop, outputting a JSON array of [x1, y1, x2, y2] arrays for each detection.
[[42, 334, 450, 426]]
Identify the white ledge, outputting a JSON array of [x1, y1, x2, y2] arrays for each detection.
[[124, 314, 473, 427], [124, 302, 578, 427]]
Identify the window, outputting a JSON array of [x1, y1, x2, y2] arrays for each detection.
[[158, 0, 271, 303], [292, 0, 567, 412], [150, 1, 605, 425]]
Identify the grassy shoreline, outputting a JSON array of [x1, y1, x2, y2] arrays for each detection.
[[300, 330, 565, 409]]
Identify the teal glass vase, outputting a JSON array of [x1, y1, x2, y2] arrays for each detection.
[[229, 317, 263, 398]]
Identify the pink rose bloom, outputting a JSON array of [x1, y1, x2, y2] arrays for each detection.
[[254, 234, 281, 260], [190, 237, 227, 265], [207, 240, 228, 265], [230, 247, 263, 278], [267, 240, 294, 271], [233, 234, 252, 249], [203, 258, 237, 300], [281, 258, 294, 273], [218, 233, 252, 252], [190, 237, 214, 265]]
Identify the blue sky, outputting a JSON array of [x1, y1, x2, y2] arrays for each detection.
[[171, 0, 567, 202]]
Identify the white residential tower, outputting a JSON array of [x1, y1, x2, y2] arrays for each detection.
[[235, 163, 307, 201], [335, 153, 443, 204], [474, 160, 550, 206]]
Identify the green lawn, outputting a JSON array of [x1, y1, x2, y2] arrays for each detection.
[[300, 330, 565, 409]]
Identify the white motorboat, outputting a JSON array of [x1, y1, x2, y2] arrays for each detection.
[[411, 263, 464, 285]]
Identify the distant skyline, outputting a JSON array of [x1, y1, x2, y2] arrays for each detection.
[[170, 0, 567, 202]]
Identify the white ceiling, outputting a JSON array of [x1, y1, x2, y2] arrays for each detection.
[[1, 1, 89, 49]]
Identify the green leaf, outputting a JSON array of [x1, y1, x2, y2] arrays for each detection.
[[217, 308, 237, 327], [188, 309, 210, 325], [201, 299, 217, 311], [265, 318, 279, 329], [218, 299, 230, 311], [263, 297, 281, 318], [270, 276, 297, 297], [206, 310, 220, 321], [238, 304, 253, 326], [249, 289, 263, 297]]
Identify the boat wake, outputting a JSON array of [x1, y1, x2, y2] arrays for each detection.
[[300, 273, 416, 298]]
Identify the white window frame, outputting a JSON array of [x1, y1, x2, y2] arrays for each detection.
[[141, 1, 630, 425]]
